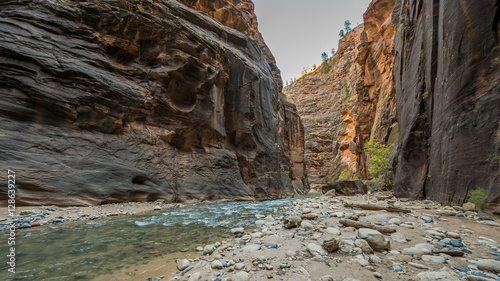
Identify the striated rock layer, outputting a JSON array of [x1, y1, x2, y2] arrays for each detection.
[[285, 26, 364, 189], [0, 0, 307, 205], [285, 0, 397, 190], [392, 0, 500, 211]]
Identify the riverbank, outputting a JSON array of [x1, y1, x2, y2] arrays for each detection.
[[111, 192, 500, 281], [0, 200, 188, 230]]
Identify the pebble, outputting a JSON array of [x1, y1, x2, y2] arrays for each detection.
[[301, 220, 314, 230], [391, 232, 408, 243], [233, 271, 250, 281], [187, 272, 201, 281], [392, 265, 403, 272], [242, 244, 261, 252], [318, 276, 334, 281], [374, 272, 382, 278], [203, 245, 215, 255], [211, 260, 223, 269], [422, 255, 446, 264], [263, 241, 278, 248], [231, 228, 245, 234]]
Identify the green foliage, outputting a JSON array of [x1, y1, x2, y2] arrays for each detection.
[[338, 170, 352, 181], [137, 4, 145, 12], [400, 23, 406, 31], [365, 140, 393, 180], [467, 187, 489, 210], [339, 29, 345, 38], [422, 91, 429, 100], [321, 52, 328, 61], [331, 48, 336, 56], [322, 60, 331, 74]]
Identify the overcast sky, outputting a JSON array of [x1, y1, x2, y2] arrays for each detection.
[[252, 0, 372, 84]]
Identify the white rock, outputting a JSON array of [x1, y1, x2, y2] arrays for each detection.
[[300, 267, 310, 277], [307, 243, 328, 256], [286, 250, 297, 257], [477, 259, 500, 273], [301, 220, 314, 230], [176, 259, 191, 271], [318, 276, 334, 281], [230, 227, 245, 234], [358, 228, 390, 251], [369, 254, 381, 263], [391, 232, 408, 243], [388, 218, 402, 225], [326, 227, 341, 236], [354, 238, 374, 254], [355, 255, 369, 266], [234, 263, 245, 270], [422, 255, 446, 264], [408, 262, 430, 270], [233, 271, 250, 281], [202, 245, 215, 255], [302, 208, 312, 214], [187, 272, 201, 281], [242, 244, 261, 252], [154, 205, 162, 210], [416, 271, 460, 281], [211, 260, 223, 269]]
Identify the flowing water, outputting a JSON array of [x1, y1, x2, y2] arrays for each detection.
[[0, 196, 316, 280]]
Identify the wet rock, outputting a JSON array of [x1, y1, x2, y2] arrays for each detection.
[[358, 228, 390, 251], [374, 272, 382, 279]]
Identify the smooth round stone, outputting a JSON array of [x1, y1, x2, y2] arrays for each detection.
[[264, 241, 278, 248]]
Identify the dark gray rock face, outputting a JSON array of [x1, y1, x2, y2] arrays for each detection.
[[392, 0, 500, 211], [0, 0, 305, 205], [321, 180, 368, 196]]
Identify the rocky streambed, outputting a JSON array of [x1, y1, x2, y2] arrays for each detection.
[[153, 193, 500, 281]]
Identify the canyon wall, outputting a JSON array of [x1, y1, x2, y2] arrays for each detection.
[[0, 0, 307, 205], [285, 26, 364, 189], [285, 0, 397, 189], [392, 0, 500, 211]]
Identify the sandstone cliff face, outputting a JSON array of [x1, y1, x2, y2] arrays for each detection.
[[357, 0, 397, 179], [0, 0, 305, 205], [285, 26, 364, 189], [392, 0, 500, 211]]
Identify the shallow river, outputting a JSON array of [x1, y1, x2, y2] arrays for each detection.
[[0, 195, 315, 280]]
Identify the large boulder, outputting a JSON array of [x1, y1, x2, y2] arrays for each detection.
[[321, 180, 368, 196]]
